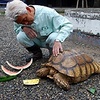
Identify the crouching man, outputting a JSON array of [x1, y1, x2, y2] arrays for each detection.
[[5, 0, 73, 62]]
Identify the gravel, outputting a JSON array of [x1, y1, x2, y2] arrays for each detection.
[[0, 15, 100, 100]]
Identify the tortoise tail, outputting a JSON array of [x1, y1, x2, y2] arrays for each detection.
[[93, 61, 100, 73]]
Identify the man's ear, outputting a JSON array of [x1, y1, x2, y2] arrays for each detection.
[[26, 7, 31, 12]]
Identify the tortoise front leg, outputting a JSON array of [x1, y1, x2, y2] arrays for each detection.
[[36, 67, 50, 77], [53, 73, 70, 90]]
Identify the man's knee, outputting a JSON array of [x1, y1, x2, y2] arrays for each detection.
[[16, 32, 28, 44], [16, 32, 35, 47]]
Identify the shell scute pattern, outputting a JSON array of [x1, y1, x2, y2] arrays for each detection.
[[47, 50, 96, 78]]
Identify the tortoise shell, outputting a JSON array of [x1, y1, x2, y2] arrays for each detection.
[[45, 50, 97, 78]]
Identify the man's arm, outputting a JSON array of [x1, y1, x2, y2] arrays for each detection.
[[52, 14, 73, 42], [48, 10, 73, 56], [14, 23, 37, 39], [14, 22, 23, 35]]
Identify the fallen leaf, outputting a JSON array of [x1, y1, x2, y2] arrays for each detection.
[[87, 88, 96, 94]]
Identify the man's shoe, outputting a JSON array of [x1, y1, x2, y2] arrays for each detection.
[[25, 45, 42, 62], [26, 51, 42, 62]]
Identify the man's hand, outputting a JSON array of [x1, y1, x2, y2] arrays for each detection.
[[22, 27, 37, 39], [52, 41, 63, 56]]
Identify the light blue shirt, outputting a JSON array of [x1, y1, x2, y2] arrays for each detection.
[[14, 5, 73, 42]]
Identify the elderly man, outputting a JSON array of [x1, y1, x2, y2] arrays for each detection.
[[5, 0, 73, 62]]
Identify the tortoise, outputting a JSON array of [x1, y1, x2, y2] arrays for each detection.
[[36, 49, 100, 90]]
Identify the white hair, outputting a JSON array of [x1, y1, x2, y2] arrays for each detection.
[[5, 0, 28, 21]]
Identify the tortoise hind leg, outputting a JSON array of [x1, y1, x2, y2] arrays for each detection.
[[53, 73, 70, 90]]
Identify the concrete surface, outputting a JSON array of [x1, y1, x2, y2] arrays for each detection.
[[65, 8, 100, 35]]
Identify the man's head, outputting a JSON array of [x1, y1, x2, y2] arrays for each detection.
[[5, 0, 34, 25], [5, 0, 27, 21]]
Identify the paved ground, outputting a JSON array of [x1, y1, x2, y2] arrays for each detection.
[[0, 14, 100, 100]]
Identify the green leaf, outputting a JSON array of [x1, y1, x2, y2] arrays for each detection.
[[0, 75, 17, 82], [87, 88, 96, 94]]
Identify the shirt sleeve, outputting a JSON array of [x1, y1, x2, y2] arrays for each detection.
[[14, 22, 23, 35], [48, 9, 73, 42]]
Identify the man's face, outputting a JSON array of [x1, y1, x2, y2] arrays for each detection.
[[15, 7, 34, 25]]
